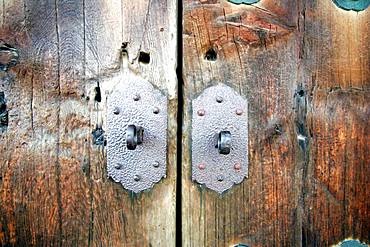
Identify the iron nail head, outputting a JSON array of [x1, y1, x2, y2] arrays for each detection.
[[153, 161, 160, 168], [153, 107, 160, 114], [234, 163, 241, 171], [133, 94, 141, 101], [236, 109, 243, 115], [197, 109, 205, 116], [198, 163, 206, 170], [113, 107, 120, 115], [216, 96, 223, 103]]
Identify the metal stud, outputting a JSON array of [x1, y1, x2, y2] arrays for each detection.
[[134, 175, 141, 181], [216, 96, 223, 103], [153, 107, 160, 114], [197, 109, 205, 116], [115, 163, 122, 169], [133, 94, 140, 101], [217, 175, 224, 182], [113, 107, 120, 115], [234, 163, 241, 171], [153, 161, 160, 168], [198, 163, 206, 170]]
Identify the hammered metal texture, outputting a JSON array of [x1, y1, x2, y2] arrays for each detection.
[[107, 77, 167, 193], [192, 84, 248, 193]]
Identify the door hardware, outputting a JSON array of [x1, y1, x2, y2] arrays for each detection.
[[332, 0, 369, 11], [218, 131, 231, 155], [192, 84, 248, 193], [126, 125, 144, 150], [107, 75, 167, 193]]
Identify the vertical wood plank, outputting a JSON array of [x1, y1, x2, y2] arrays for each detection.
[[0, 0, 62, 245], [182, 0, 369, 246], [84, 1, 124, 245], [0, 0, 178, 246], [183, 1, 301, 246], [301, 1, 370, 245], [83, 1, 178, 246], [57, 0, 91, 245]]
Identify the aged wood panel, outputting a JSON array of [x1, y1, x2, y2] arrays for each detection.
[[182, 0, 369, 246], [302, 1, 369, 245], [1, 1, 63, 246], [0, 0, 177, 246]]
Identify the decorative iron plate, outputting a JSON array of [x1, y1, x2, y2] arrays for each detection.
[[107, 77, 167, 193], [192, 84, 248, 193]]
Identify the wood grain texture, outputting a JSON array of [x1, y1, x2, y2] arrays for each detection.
[[0, 0, 177, 246], [182, 0, 369, 246], [302, 1, 369, 245]]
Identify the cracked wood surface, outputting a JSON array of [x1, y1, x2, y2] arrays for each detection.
[[0, 0, 177, 246], [182, 0, 369, 246]]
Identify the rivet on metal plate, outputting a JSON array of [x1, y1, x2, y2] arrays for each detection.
[[107, 76, 167, 193], [192, 84, 248, 193]]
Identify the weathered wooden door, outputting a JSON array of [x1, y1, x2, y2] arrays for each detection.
[[0, 0, 369, 247], [0, 0, 177, 246], [182, 0, 369, 246]]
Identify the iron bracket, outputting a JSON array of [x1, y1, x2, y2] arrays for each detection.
[[192, 84, 248, 193], [107, 76, 167, 193]]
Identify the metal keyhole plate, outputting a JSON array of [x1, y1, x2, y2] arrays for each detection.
[[192, 84, 248, 193], [107, 76, 167, 193]]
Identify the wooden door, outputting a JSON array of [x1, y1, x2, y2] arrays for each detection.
[[0, 0, 369, 247], [182, 0, 369, 246], [0, 0, 177, 246]]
